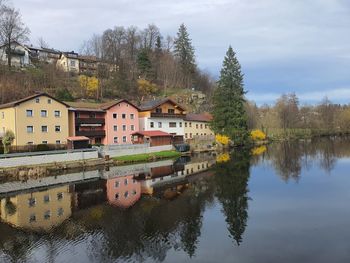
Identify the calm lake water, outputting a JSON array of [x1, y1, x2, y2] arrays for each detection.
[[1, 138, 350, 263]]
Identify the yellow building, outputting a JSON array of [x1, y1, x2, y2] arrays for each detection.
[[184, 113, 214, 140], [0, 93, 70, 146], [56, 51, 80, 73], [0, 185, 72, 232]]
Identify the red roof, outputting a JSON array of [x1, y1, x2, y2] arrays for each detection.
[[185, 113, 213, 122], [67, 136, 90, 141], [132, 130, 172, 137]]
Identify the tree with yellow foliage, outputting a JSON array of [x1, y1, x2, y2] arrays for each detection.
[[79, 75, 99, 99], [250, 129, 267, 141], [216, 134, 230, 146], [137, 78, 158, 99]]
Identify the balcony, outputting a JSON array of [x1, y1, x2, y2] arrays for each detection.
[[76, 130, 106, 137], [76, 118, 105, 125], [150, 112, 185, 118]]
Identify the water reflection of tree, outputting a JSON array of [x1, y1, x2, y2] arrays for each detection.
[[214, 149, 250, 245]]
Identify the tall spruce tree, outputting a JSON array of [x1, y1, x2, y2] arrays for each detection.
[[211, 46, 248, 144], [173, 23, 196, 88]]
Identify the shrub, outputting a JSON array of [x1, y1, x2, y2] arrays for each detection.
[[250, 129, 267, 141], [251, 145, 267, 156], [216, 134, 230, 145], [36, 144, 50, 152]]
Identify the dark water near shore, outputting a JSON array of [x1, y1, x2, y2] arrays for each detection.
[[1, 138, 350, 263]]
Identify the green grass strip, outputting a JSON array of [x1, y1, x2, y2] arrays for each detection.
[[113, 150, 181, 163]]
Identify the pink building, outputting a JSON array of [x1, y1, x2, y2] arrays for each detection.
[[106, 175, 141, 208], [67, 99, 140, 145], [102, 99, 140, 145]]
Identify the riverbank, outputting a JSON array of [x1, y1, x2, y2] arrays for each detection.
[[265, 129, 350, 141]]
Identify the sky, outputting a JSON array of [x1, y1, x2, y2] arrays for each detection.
[[11, 0, 350, 104]]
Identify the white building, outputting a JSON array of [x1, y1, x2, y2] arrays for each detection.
[[0, 41, 31, 67], [138, 98, 186, 137]]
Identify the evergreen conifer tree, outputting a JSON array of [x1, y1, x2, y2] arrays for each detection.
[[173, 23, 196, 88], [211, 46, 248, 144]]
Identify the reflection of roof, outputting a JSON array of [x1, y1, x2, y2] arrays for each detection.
[[67, 136, 89, 141], [140, 98, 186, 111], [132, 130, 172, 137], [185, 113, 212, 122], [0, 93, 70, 110]]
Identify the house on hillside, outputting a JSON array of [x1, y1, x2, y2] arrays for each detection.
[[27, 46, 61, 65], [0, 41, 31, 67], [138, 98, 187, 142], [56, 51, 79, 73], [0, 93, 70, 146], [78, 55, 99, 75]]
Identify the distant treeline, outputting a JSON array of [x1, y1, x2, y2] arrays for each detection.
[[246, 93, 350, 137]]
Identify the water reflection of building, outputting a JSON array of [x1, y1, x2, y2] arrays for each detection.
[[106, 175, 141, 208], [72, 180, 106, 210], [0, 185, 72, 232], [138, 157, 215, 196]]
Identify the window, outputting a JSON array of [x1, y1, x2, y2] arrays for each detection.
[[48, 99, 52, 104], [57, 192, 63, 200], [200, 124, 203, 129], [124, 191, 129, 198], [58, 208, 64, 217], [155, 108, 162, 113], [35, 98, 40, 103], [122, 113, 126, 119], [56, 140, 61, 144], [205, 124, 208, 129], [115, 193, 119, 200], [42, 141, 48, 144], [28, 198, 36, 207], [185, 133, 188, 139], [124, 178, 128, 185], [168, 109, 175, 114], [26, 110, 33, 117], [122, 125, 126, 131], [158, 122, 162, 128], [130, 113, 134, 119], [150, 122, 154, 128], [190, 133, 192, 138], [70, 60, 76, 67], [41, 110, 47, 117], [133, 178, 136, 183], [41, 126, 48, 133], [132, 190, 137, 195], [29, 214, 36, 223], [54, 110, 61, 117], [27, 126, 34, 133], [89, 113, 96, 118], [169, 122, 177, 128], [185, 122, 187, 128], [189, 122, 192, 127], [115, 181, 120, 188], [196, 124, 199, 129], [113, 125, 118, 131], [179, 122, 182, 128], [44, 211, 51, 220], [55, 125, 61, 132], [131, 125, 135, 131], [114, 137, 118, 143], [27, 142, 34, 145], [1, 112, 4, 119], [123, 136, 127, 143], [44, 195, 50, 203], [113, 113, 117, 119]]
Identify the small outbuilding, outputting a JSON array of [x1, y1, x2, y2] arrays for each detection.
[[131, 131, 173, 147], [67, 136, 90, 149]]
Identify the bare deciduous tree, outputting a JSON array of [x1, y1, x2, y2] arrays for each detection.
[[0, 4, 30, 68]]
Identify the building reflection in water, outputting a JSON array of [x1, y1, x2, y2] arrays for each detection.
[[0, 185, 73, 232], [0, 153, 216, 233]]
